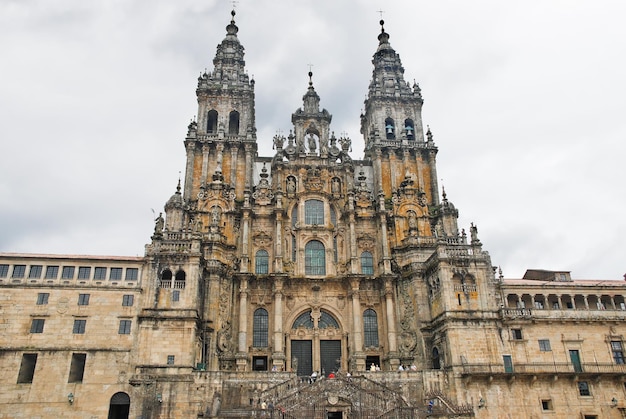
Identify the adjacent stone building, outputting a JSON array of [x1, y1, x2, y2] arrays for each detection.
[[1, 10, 625, 419]]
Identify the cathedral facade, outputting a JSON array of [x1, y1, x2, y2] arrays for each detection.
[[1, 10, 626, 419]]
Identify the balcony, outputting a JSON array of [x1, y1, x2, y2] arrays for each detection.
[[460, 362, 626, 378], [500, 307, 626, 322]]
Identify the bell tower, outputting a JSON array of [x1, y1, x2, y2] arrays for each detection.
[[361, 20, 439, 209]]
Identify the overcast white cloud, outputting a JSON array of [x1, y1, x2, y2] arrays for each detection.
[[1, 0, 624, 280]]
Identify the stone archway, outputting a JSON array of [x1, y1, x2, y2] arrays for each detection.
[[107, 391, 130, 419], [289, 308, 344, 378]]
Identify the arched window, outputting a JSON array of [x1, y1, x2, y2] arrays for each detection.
[[160, 269, 172, 288], [293, 311, 313, 329], [361, 251, 374, 275], [292, 310, 339, 329], [228, 110, 240, 135], [255, 249, 269, 275], [319, 311, 339, 329], [305, 199, 324, 225], [253, 308, 268, 348], [404, 119, 415, 140], [385, 117, 395, 139], [363, 309, 379, 347], [207, 110, 218, 133], [432, 347, 441, 369], [305, 240, 326, 275], [174, 269, 186, 289]]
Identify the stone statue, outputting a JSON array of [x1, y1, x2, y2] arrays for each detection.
[[273, 134, 284, 150], [154, 212, 164, 234], [319, 135, 329, 155], [407, 210, 417, 230], [331, 178, 340, 194], [296, 134, 305, 154], [307, 133, 317, 153], [286, 177, 296, 193], [470, 222, 480, 243], [211, 206, 221, 226]]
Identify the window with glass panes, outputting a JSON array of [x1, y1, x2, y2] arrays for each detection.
[[12, 265, 26, 278], [255, 250, 269, 274], [612, 341, 625, 364], [73, 319, 86, 334], [118, 320, 132, 334], [36, 293, 49, 305], [30, 319, 45, 333], [305, 240, 326, 275], [539, 339, 551, 352], [125, 268, 138, 281], [253, 308, 269, 347], [304, 199, 324, 225], [78, 294, 90, 305], [110, 268, 123, 280], [361, 252, 374, 275], [28, 265, 42, 279], [94, 267, 107, 280], [61, 266, 75, 279], [0, 264, 8, 277], [122, 295, 134, 306], [77, 267, 91, 280], [363, 309, 379, 347], [45, 266, 59, 279]]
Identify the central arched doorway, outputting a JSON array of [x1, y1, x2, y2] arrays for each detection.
[[107, 391, 130, 419], [289, 309, 343, 378]]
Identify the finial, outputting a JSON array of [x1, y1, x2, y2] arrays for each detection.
[[176, 173, 181, 193], [442, 184, 447, 200], [307, 64, 314, 87]]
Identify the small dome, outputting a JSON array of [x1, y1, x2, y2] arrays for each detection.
[[165, 181, 183, 210]]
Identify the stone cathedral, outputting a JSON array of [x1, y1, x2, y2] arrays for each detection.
[[2, 10, 626, 419]]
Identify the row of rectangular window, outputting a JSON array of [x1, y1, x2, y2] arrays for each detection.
[[36, 293, 134, 307], [18, 353, 86, 384], [30, 318, 132, 335], [0, 264, 138, 281], [512, 329, 625, 364]]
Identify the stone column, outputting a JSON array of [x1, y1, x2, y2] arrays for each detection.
[[429, 150, 440, 206], [378, 193, 392, 275], [237, 277, 250, 369], [384, 278, 398, 354], [230, 146, 239, 188], [184, 141, 196, 199], [272, 278, 285, 368], [244, 144, 253, 190], [350, 278, 363, 353], [274, 193, 283, 273], [201, 144, 210, 183]]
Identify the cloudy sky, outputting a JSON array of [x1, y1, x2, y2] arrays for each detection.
[[1, 0, 624, 280]]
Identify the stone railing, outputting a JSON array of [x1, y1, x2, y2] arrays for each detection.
[[460, 362, 626, 375], [501, 307, 626, 321]]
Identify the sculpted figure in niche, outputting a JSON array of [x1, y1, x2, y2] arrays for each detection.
[[331, 177, 340, 194], [307, 133, 317, 153], [286, 176, 296, 194], [211, 205, 222, 226], [407, 210, 418, 230]]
